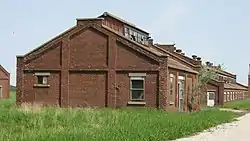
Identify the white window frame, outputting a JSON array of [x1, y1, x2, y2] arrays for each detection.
[[34, 72, 50, 86], [129, 73, 146, 101]]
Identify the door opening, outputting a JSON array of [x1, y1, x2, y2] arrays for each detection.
[[177, 76, 185, 112], [207, 92, 215, 107]]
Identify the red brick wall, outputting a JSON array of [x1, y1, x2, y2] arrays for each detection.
[[0, 79, 9, 99], [168, 69, 197, 111], [206, 81, 224, 105], [69, 28, 108, 69], [102, 17, 124, 34], [69, 72, 107, 107], [0, 68, 9, 99], [116, 72, 158, 107], [22, 72, 60, 105], [24, 44, 62, 70], [16, 19, 169, 110], [116, 43, 159, 70]]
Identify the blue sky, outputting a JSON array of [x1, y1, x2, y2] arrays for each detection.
[[1, 1, 250, 86]]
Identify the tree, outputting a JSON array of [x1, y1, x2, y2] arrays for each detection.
[[187, 64, 224, 112]]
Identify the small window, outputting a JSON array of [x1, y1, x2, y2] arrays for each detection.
[[130, 77, 145, 101], [37, 76, 48, 85], [34, 72, 50, 87]]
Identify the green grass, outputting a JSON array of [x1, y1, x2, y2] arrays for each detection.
[[0, 92, 238, 141], [222, 99, 250, 110]]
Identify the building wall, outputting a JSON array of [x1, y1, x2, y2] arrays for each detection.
[[205, 81, 224, 106], [115, 72, 158, 108], [102, 17, 124, 34], [22, 72, 60, 105], [168, 69, 197, 112], [206, 83, 219, 105], [24, 43, 62, 70], [16, 20, 169, 110], [69, 71, 107, 107], [155, 45, 202, 71], [0, 69, 9, 99], [224, 89, 247, 102]]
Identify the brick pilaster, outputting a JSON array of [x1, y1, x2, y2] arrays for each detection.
[[107, 36, 117, 108], [218, 82, 224, 105], [158, 57, 168, 110], [16, 56, 24, 106], [60, 39, 70, 107]]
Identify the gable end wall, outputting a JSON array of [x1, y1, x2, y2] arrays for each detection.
[[16, 22, 169, 110]]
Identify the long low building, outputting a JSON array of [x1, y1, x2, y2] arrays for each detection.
[[15, 12, 248, 111], [153, 45, 249, 107]]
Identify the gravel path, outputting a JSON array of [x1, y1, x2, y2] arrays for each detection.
[[174, 110, 250, 141]]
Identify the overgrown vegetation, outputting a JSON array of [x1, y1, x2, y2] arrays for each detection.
[[188, 64, 218, 111], [0, 91, 239, 141], [222, 99, 250, 111]]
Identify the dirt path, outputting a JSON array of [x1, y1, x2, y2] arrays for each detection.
[[174, 110, 250, 141]]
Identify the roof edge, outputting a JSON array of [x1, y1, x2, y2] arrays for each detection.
[[236, 82, 248, 88], [153, 45, 195, 67], [168, 65, 198, 74], [0, 65, 10, 76], [98, 12, 149, 34], [76, 18, 103, 21], [20, 26, 77, 58], [16, 55, 24, 58]]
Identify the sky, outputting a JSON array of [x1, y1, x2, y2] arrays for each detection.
[[0, 0, 250, 86]]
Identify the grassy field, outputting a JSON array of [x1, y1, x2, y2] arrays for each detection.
[[0, 91, 239, 141], [222, 99, 250, 110]]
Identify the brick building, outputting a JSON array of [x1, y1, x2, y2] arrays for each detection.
[[0, 65, 10, 99], [205, 62, 248, 105], [151, 44, 248, 107], [16, 12, 201, 111]]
